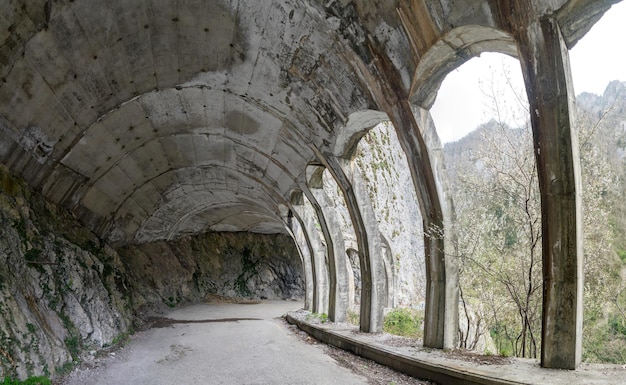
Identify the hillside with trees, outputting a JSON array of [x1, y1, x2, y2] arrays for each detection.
[[443, 80, 626, 363]]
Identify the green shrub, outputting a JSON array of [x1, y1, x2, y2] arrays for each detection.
[[1, 376, 51, 385], [609, 314, 626, 337], [64, 336, 81, 361], [583, 316, 626, 364], [383, 308, 423, 338], [305, 312, 330, 324]]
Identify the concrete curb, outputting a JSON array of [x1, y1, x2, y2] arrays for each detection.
[[285, 313, 528, 385]]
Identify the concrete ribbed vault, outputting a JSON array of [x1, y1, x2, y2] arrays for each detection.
[[0, 0, 622, 371]]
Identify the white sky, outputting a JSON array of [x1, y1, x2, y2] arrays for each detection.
[[431, 1, 626, 144]]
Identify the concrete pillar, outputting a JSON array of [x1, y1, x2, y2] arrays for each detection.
[[323, 154, 387, 333], [515, 15, 583, 369], [292, 198, 330, 314], [410, 107, 459, 350], [303, 172, 350, 322], [350, 45, 458, 348], [287, 208, 315, 311], [381, 103, 457, 349]]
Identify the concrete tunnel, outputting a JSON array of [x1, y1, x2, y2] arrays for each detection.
[[0, 0, 620, 372]]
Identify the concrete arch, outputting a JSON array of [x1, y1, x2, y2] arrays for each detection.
[[315, 152, 386, 332], [332, 110, 389, 158], [104, 164, 289, 243], [410, 25, 517, 109], [288, 189, 315, 311], [75, 129, 303, 243], [303, 165, 350, 322], [364, 26, 515, 351], [292, 191, 331, 314]]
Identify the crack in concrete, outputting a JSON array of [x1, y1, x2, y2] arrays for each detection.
[[147, 316, 262, 328]]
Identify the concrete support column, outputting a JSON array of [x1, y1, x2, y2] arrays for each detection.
[[409, 107, 459, 350], [303, 177, 350, 322], [351, 45, 458, 348], [323, 155, 387, 333], [292, 200, 330, 314], [383, 102, 457, 349], [515, 16, 583, 369], [287, 208, 315, 311]]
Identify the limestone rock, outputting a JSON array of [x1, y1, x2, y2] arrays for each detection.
[[325, 122, 426, 309], [119, 232, 305, 312], [0, 166, 132, 380]]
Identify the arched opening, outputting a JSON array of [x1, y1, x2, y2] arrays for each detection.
[[298, 189, 331, 315], [336, 121, 426, 336], [351, 122, 425, 309], [289, 190, 316, 311], [430, 53, 526, 144], [432, 53, 542, 358], [569, 1, 626, 364]]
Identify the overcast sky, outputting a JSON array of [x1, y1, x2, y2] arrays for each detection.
[[430, 1, 626, 144]]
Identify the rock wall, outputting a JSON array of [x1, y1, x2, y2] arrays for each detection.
[[354, 122, 425, 308], [325, 122, 426, 309], [0, 166, 132, 380], [118, 232, 304, 312], [0, 165, 304, 380]]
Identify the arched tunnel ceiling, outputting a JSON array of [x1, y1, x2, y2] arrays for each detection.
[[0, 0, 619, 244]]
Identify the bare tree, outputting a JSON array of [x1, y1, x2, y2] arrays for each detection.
[[448, 66, 626, 362]]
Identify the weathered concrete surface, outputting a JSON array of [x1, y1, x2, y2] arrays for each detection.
[[286, 312, 626, 385], [321, 155, 387, 333], [0, 0, 615, 246], [292, 197, 330, 315], [61, 301, 370, 385], [305, 175, 351, 323], [499, 4, 583, 369], [287, 204, 315, 311], [0, 0, 620, 374]]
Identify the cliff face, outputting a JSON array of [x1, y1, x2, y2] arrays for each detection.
[[324, 122, 426, 309], [0, 166, 133, 380], [0, 165, 304, 380], [354, 122, 425, 308], [119, 232, 304, 312]]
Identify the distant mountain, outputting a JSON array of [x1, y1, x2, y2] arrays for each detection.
[[443, 80, 626, 151], [577, 80, 626, 113], [443, 78, 626, 255]]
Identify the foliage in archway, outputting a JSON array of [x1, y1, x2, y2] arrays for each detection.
[[445, 70, 626, 362]]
